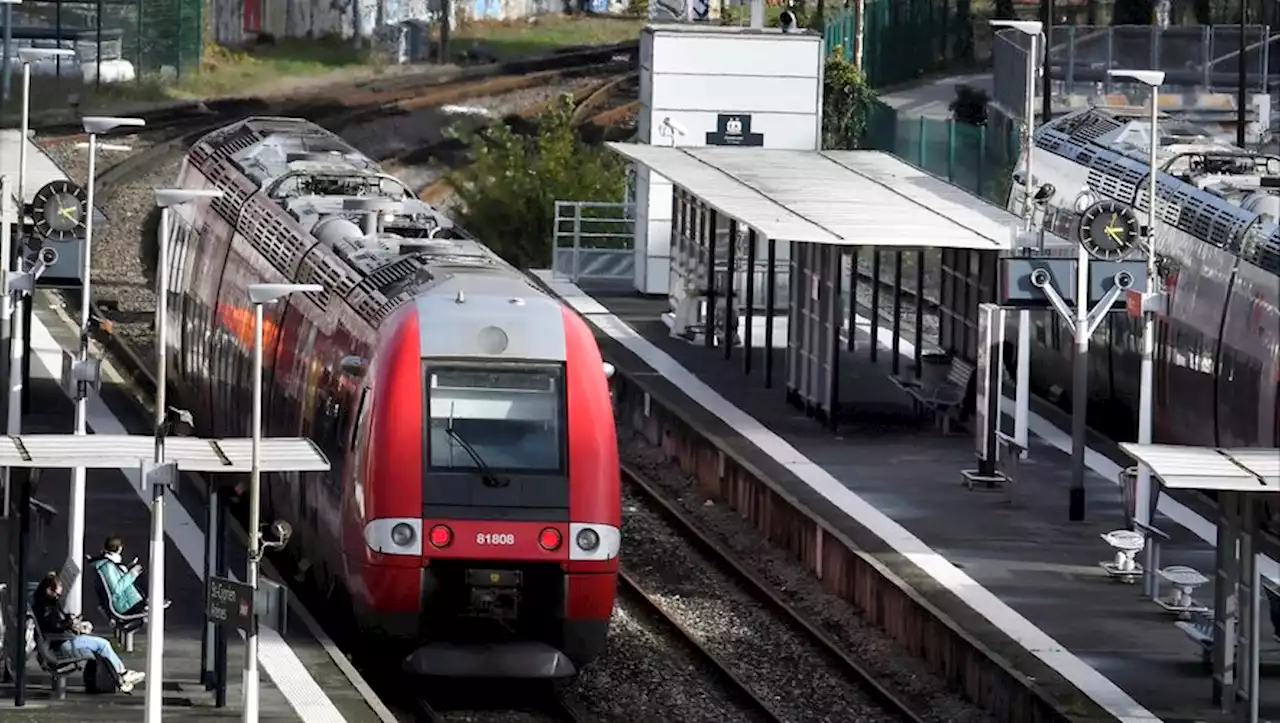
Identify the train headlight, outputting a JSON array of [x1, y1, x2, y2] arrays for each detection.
[[576, 528, 600, 552], [391, 523, 416, 547]]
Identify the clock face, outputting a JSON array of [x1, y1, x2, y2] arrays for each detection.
[[1077, 200, 1140, 261], [31, 180, 88, 242]]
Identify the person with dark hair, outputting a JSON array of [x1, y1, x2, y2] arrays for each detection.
[[32, 572, 145, 692], [90, 536, 145, 614], [90, 536, 170, 615]]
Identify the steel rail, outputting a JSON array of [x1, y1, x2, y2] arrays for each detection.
[[621, 464, 931, 723]]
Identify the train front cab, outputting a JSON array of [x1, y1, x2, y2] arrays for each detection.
[[346, 292, 620, 678]]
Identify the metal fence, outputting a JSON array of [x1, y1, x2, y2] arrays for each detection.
[[862, 100, 1019, 207], [993, 24, 1276, 123], [823, 0, 990, 88], [551, 200, 635, 289], [1, 0, 202, 110]]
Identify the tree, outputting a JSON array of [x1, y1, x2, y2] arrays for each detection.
[[446, 95, 627, 269], [822, 49, 878, 149], [1192, 0, 1211, 24], [994, 0, 1015, 20], [1112, 0, 1153, 24]]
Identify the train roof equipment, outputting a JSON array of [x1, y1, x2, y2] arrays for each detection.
[[188, 117, 542, 327], [1036, 106, 1280, 274]]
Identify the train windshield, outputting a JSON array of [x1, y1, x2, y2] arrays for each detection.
[[425, 363, 565, 473]]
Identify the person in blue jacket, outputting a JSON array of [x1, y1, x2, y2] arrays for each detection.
[[90, 537, 149, 614]]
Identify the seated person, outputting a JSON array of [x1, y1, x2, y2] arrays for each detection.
[[32, 572, 145, 692], [90, 536, 169, 615]]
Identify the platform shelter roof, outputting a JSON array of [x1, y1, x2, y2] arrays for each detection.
[[607, 144, 1023, 250], [1121, 443, 1280, 492], [0, 435, 330, 473]]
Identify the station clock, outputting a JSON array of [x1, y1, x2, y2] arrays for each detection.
[[1077, 199, 1141, 261], [30, 179, 89, 242]]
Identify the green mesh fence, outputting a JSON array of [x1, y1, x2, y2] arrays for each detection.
[[10, 0, 202, 85], [824, 0, 980, 89], [863, 101, 1020, 206]]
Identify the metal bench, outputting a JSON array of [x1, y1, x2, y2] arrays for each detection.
[[29, 612, 95, 699], [1174, 607, 1215, 670], [91, 562, 147, 653], [890, 357, 975, 433]]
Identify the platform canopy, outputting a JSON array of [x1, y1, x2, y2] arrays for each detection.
[[608, 143, 1023, 250], [1120, 443, 1280, 492], [0, 435, 330, 473]]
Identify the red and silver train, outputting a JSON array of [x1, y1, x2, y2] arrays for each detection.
[[1014, 107, 1280, 449], [163, 117, 620, 677]]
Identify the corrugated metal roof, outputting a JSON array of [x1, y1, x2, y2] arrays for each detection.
[[0, 435, 330, 473], [1120, 443, 1280, 491], [607, 144, 1021, 250]]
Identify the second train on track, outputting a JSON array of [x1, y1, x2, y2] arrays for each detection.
[[161, 116, 621, 678]]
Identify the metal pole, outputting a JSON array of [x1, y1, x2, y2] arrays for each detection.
[[1023, 31, 1037, 228], [214, 490, 228, 708], [1250, 542, 1260, 723], [1015, 309, 1031, 451], [1069, 214, 1089, 522], [203, 489, 216, 687], [743, 229, 756, 375], [1135, 85, 1159, 529], [143, 207, 169, 723], [764, 239, 776, 388], [0, 177, 10, 520], [65, 133, 96, 616], [1041, 0, 1053, 125], [242, 301, 264, 723], [2, 4, 11, 104], [1238, 1, 1247, 148], [13, 469, 31, 706]]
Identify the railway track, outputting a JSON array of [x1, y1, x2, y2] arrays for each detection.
[[621, 464, 932, 723], [616, 570, 785, 722]]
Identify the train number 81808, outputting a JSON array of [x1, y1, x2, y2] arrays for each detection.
[[476, 533, 516, 546]]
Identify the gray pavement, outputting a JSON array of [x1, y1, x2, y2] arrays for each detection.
[[587, 291, 1277, 723]]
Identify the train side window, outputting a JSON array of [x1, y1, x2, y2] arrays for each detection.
[[348, 389, 367, 450]]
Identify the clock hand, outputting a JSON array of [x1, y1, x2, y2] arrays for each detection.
[[1104, 225, 1123, 243], [57, 205, 78, 220]]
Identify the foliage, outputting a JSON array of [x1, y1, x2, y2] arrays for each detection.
[[953, 0, 975, 63], [1192, 0, 1211, 24], [451, 16, 645, 60], [949, 84, 989, 127], [1112, 0, 1154, 24], [822, 49, 878, 150], [993, 0, 1015, 20], [446, 95, 627, 269]]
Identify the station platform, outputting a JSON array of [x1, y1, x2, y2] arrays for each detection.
[[540, 274, 1280, 723], [0, 294, 391, 722]]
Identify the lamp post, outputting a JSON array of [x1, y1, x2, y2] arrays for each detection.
[[144, 188, 221, 723], [1, 48, 76, 520], [1106, 69, 1164, 532], [990, 19, 1043, 459], [242, 282, 322, 723], [64, 115, 145, 616]]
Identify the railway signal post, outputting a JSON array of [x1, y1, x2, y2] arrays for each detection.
[[147, 188, 223, 723], [242, 282, 322, 723], [1105, 69, 1165, 532], [63, 115, 145, 615]]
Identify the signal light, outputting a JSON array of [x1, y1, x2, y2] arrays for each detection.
[[538, 527, 562, 551], [429, 524, 453, 548]]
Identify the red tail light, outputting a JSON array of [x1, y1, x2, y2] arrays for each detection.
[[429, 525, 453, 548], [538, 527, 562, 551]]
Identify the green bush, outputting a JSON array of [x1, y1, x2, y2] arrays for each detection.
[[446, 95, 627, 269], [822, 49, 878, 150]]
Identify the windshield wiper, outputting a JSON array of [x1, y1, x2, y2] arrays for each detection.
[[445, 425, 510, 488]]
